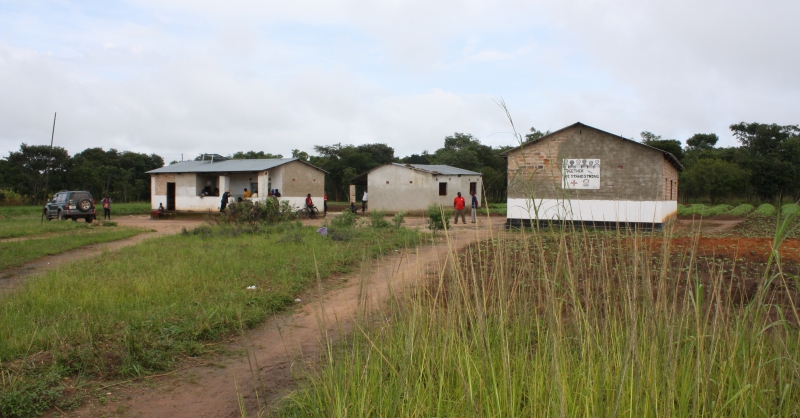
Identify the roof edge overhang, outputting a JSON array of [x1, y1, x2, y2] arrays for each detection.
[[499, 122, 684, 171]]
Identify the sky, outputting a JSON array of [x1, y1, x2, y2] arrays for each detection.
[[1, 0, 799, 162]]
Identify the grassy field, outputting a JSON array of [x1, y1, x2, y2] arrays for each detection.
[[0, 229, 145, 271], [0, 202, 151, 219], [277, 224, 800, 416], [0, 223, 425, 417]]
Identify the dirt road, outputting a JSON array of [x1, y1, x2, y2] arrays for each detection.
[[62, 216, 506, 418]]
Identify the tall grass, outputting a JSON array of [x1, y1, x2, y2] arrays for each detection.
[[278, 225, 800, 417]]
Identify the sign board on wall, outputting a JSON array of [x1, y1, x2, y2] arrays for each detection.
[[562, 159, 601, 189]]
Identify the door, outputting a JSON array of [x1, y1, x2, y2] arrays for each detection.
[[166, 182, 176, 211]]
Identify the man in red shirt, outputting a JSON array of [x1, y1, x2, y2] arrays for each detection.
[[453, 192, 466, 224]]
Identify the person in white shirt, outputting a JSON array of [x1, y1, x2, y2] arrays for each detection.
[[361, 190, 368, 213]]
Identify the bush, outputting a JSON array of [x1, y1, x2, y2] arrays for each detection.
[[391, 211, 407, 228], [724, 204, 754, 217], [220, 198, 295, 227], [705, 204, 732, 216], [427, 204, 451, 233], [369, 210, 392, 228], [752, 203, 777, 217], [330, 210, 359, 229], [781, 203, 800, 217]]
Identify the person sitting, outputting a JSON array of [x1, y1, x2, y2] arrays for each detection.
[[274, 189, 281, 198], [243, 188, 251, 199], [158, 203, 165, 213], [350, 202, 358, 214], [305, 194, 317, 218]]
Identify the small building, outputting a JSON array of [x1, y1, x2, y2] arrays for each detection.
[[503, 122, 683, 229], [146, 155, 326, 212], [349, 163, 482, 214]]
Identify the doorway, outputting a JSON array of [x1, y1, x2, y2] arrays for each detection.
[[166, 182, 176, 211]]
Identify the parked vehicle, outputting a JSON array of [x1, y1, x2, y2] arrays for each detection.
[[43, 190, 97, 222]]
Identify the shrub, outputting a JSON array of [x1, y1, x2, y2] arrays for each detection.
[[752, 203, 777, 217], [220, 198, 294, 227], [427, 204, 451, 233], [369, 210, 391, 228], [781, 203, 800, 217], [330, 210, 359, 229], [704, 204, 732, 216], [391, 211, 407, 228], [724, 204, 754, 217]]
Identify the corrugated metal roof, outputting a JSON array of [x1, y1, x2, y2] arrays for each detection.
[[146, 158, 328, 174], [391, 163, 482, 176], [349, 163, 482, 183]]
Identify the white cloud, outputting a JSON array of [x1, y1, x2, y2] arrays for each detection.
[[1, 0, 798, 161]]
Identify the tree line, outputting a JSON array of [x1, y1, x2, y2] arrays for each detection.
[[3, 120, 794, 206], [0, 144, 164, 204], [639, 122, 800, 204]]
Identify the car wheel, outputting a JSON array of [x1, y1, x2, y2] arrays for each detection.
[[57, 210, 64, 221], [86, 217, 93, 223], [78, 198, 92, 212]]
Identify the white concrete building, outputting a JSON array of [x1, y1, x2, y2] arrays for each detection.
[[349, 164, 482, 214], [146, 156, 326, 212]]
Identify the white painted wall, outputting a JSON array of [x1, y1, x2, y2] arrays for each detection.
[[367, 165, 482, 213], [507, 198, 677, 224]]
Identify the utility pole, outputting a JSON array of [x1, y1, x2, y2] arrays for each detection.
[[40, 112, 57, 224]]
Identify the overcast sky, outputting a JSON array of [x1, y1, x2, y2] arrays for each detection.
[[1, 0, 798, 162]]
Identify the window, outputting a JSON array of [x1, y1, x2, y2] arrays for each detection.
[[469, 182, 477, 195], [670, 180, 674, 200], [250, 182, 258, 194], [439, 182, 447, 196]]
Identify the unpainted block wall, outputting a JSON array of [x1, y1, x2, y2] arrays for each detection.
[[662, 157, 679, 201], [507, 125, 670, 202], [154, 173, 175, 195], [280, 161, 325, 197]]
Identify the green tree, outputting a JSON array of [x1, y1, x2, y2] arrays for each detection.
[[730, 122, 800, 200], [427, 133, 509, 202], [291, 149, 310, 162], [640, 131, 685, 161], [686, 133, 718, 151], [680, 158, 749, 204], [311, 143, 396, 201], [2, 143, 71, 203], [230, 151, 283, 159], [525, 127, 550, 142]]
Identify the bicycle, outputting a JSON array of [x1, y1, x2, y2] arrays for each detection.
[[294, 206, 319, 219]]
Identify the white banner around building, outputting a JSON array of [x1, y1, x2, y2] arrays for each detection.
[[562, 159, 601, 189]]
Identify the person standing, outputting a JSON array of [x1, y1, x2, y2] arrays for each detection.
[[361, 190, 368, 214], [323, 193, 328, 214], [470, 191, 478, 223], [101, 195, 112, 220], [453, 192, 466, 224], [220, 190, 230, 212], [243, 188, 251, 199]]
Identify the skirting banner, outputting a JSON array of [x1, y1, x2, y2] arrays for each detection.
[[562, 159, 600, 189]]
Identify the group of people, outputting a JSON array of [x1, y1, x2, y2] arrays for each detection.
[[452, 191, 479, 224], [218, 188, 286, 211]]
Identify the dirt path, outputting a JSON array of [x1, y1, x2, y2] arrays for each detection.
[[0, 216, 204, 295], [63, 216, 507, 418]]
